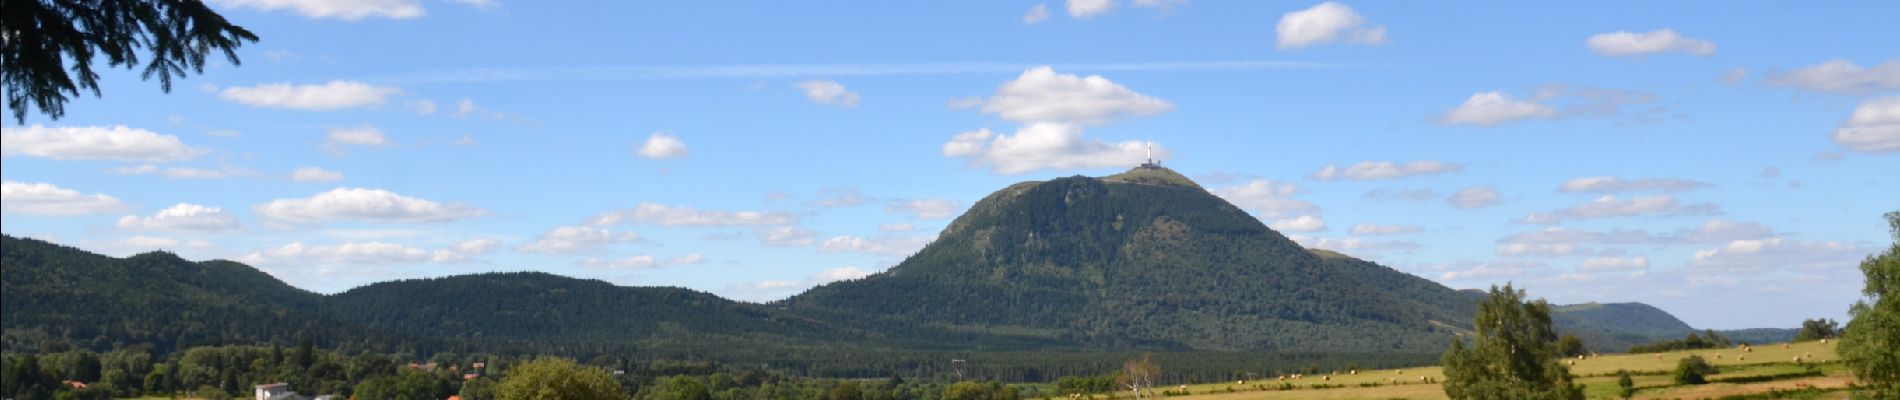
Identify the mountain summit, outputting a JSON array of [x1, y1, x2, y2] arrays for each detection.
[[788, 166, 1472, 352]]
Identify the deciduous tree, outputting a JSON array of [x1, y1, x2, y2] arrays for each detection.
[[1441, 284, 1583, 400], [1841, 211, 1900, 398]]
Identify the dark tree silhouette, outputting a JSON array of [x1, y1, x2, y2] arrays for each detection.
[[2, 0, 257, 123]]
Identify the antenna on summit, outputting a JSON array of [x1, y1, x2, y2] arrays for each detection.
[[1140, 141, 1161, 170]]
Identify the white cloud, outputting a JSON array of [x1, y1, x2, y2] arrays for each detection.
[[452, 98, 503, 118], [1022, 4, 1050, 24], [2, 125, 205, 162], [219, 81, 400, 110], [886, 198, 962, 220], [292, 167, 346, 182], [323, 126, 392, 154], [758, 226, 821, 246], [1275, 2, 1385, 49], [117, 203, 242, 232], [797, 80, 861, 107], [1312, 160, 1463, 180], [1557, 176, 1709, 194], [1690, 238, 1870, 271], [0, 181, 128, 215], [585, 202, 797, 227], [1722, 68, 1749, 85], [1496, 243, 1579, 257], [879, 223, 915, 232], [1211, 179, 1317, 218], [1132, 0, 1188, 11], [1349, 223, 1423, 235], [242, 241, 431, 266], [942, 123, 1154, 174], [431, 239, 499, 262], [725, 265, 880, 302], [636, 132, 689, 159], [1680, 219, 1777, 243], [516, 226, 640, 254], [1579, 256, 1648, 272], [1585, 29, 1716, 57], [980, 66, 1173, 125], [1066, 0, 1113, 18], [1519, 195, 1719, 225], [819, 235, 936, 257], [1447, 186, 1501, 209], [254, 188, 486, 224], [1832, 96, 1900, 153], [1439, 91, 1555, 126], [1767, 59, 1900, 95], [1269, 215, 1326, 232]]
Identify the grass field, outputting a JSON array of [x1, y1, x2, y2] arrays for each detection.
[[1102, 340, 1848, 400]]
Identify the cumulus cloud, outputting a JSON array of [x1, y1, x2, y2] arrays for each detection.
[[811, 266, 872, 283], [3, 125, 204, 162], [878, 223, 915, 232], [725, 265, 878, 302], [797, 80, 861, 107], [516, 226, 641, 254], [1269, 215, 1327, 232], [1579, 256, 1648, 272], [942, 123, 1153, 174], [1690, 238, 1870, 271], [1585, 29, 1716, 57], [886, 198, 962, 220], [117, 204, 241, 232], [322, 126, 392, 154], [979, 66, 1173, 125], [1767, 59, 1900, 95], [0, 181, 128, 215], [636, 132, 689, 159], [758, 226, 822, 246], [1275, 2, 1385, 49], [1439, 92, 1555, 126], [1022, 4, 1050, 24], [819, 235, 936, 257], [292, 167, 345, 182], [1349, 223, 1423, 235], [945, 67, 1173, 174], [1519, 195, 1718, 225], [1211, 179, 1317, 218], [254, 188, 486, 224], [219, 81, 400, 110], [586, 202, 797, 227], [1832, 96, 1900, 153], [1447, 186, 1501, 209], [1312, 160, 1463, 180], [1557, 176, 1709, 193], [1066, 0, 1112, 18]]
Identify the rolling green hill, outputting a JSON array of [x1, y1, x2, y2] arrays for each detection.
[[1, 166, 1760, 365]]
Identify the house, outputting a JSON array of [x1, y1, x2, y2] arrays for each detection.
[[255, 383, 289, 400]]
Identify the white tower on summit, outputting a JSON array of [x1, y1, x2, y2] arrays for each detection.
[[1139, 141, 1161, 169]]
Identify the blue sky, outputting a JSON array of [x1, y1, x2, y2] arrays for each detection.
[[3, 1, 1897, 329]]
